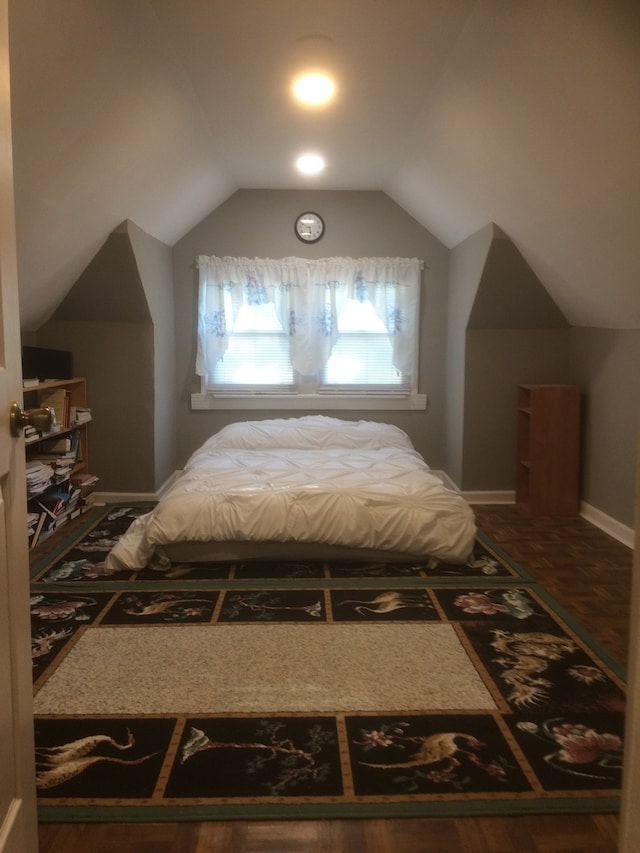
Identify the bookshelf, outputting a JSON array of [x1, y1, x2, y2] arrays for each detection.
[[22, 377, 98, 547], [516, 384, 580, 515]]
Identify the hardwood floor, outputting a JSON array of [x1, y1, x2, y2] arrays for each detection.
[[36, 504, 633, 852]]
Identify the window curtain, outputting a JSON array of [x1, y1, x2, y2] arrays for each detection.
[[196, 255, 422, 380]]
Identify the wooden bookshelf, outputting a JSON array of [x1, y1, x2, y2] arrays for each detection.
[[22, 377, 96, 546], [516, 384, 581, 515], [23, 377, 90, 467]]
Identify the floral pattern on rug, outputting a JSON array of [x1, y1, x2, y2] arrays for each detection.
[[433, 587, 543, 621], [30, 592, 113, 680], [33, 506, 153, 583], [165, 716, 343, 798], [326, 542, 514, 578], [345, 713, 532, 796], [32, 710, 627, 805], [217, 590, 326, 622], [505, 712, 625, 790]]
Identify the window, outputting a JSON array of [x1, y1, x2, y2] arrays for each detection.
[[194, 256, 425, 410], [320, 298, 406, 392], [211, 303, 294, 390]]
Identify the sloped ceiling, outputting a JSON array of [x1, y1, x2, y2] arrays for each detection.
[[9, 0, 640, 331]]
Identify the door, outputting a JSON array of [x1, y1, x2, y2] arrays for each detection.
[[0, 0, 39, 850]]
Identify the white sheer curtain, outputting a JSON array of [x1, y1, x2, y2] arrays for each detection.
[[196, 255, 422, 382]]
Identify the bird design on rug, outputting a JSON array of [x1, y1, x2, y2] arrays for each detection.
[[120, 593, 213, 619], [35, 729, 158, 789], [337, 590, 432, 616], [358, 731, 486, 772]]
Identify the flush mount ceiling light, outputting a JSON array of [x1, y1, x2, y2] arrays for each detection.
[[295, 153, 326, 175], [292, 71, 336, 107]]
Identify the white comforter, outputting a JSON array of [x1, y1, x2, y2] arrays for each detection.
[[106, 416, 476, 568]]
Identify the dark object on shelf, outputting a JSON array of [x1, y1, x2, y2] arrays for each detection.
[[22, 345, 74, 381]]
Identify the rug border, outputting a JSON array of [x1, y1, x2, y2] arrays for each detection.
[[37, 795, 621, 823]]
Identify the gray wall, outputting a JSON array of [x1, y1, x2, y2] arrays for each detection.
[[445, 224, 494, 485], [172, 189, 450, 467], [463, 328, 574, 490], [36, 319, 156, 492], [460, 228, 574, 492], [447, 226, 639, 528], [35, 221, 175, 492], [569, 328, 640, 528], [128, 221, 176, 490], [463, 328, 640, 529]]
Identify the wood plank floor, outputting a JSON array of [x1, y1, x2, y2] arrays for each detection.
[[36, 504, 633, 853]]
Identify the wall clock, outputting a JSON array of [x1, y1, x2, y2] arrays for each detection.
[[294, 211, 325, 243]]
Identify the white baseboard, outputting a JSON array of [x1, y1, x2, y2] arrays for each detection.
[[91, 492, 155, 505], [460, 490, 634, 549], [92, 471, 182, 506], [580, 501, 635, 549], [436, 471, 634, 549]]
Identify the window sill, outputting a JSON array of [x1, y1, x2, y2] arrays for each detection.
[[191, 393, 427, 411]]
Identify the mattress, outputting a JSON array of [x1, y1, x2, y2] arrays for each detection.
[[105, 415, 476, 570]]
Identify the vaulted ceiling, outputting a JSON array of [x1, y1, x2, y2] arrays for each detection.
[[9, 0, 640, 331]]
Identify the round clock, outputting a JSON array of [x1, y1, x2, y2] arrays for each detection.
[[294, 211, 325, 243]]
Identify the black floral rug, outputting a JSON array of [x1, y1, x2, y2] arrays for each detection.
[[30, 504, 626, 822]]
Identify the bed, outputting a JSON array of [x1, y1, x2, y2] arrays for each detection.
[[104, 415, 477, 570]]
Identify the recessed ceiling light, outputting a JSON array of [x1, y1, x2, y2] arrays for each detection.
[[295, 153, 326, 175], [292, 71, 336, 107]]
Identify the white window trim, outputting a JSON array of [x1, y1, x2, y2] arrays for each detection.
[[191, 385, 427, 411]]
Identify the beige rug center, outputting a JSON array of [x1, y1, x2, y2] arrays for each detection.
[[33, 623, 496, 715]]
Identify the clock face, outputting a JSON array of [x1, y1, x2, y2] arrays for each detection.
[[295, 211, 324, 243]]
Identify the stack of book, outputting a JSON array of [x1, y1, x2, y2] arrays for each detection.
[[25, 460, 54, 498], [70, 472, 99, 509], [28, 483, 84, 548], [27, 510, 41, 542], [25, 429, 96, 547], [28, 432, 80, 484]]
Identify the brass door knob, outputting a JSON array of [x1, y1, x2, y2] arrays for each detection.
[[10, 402, 54, 437]]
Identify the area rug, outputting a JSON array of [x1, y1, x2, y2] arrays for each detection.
[[30, 504, 626, 822]]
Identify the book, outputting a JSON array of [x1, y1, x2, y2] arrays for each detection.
[[39, 388, 70, 429], [29, 512, 48, 549], [36, 490, 71, 520], [70, 406, 91, 424], [25, 460, 54, 497], [71, 472, 99, 488], [39, 436, 72, 453]]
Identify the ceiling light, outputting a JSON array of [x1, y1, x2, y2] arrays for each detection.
[[292, 71, 336, 107], [295, 153, 326, 175]]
